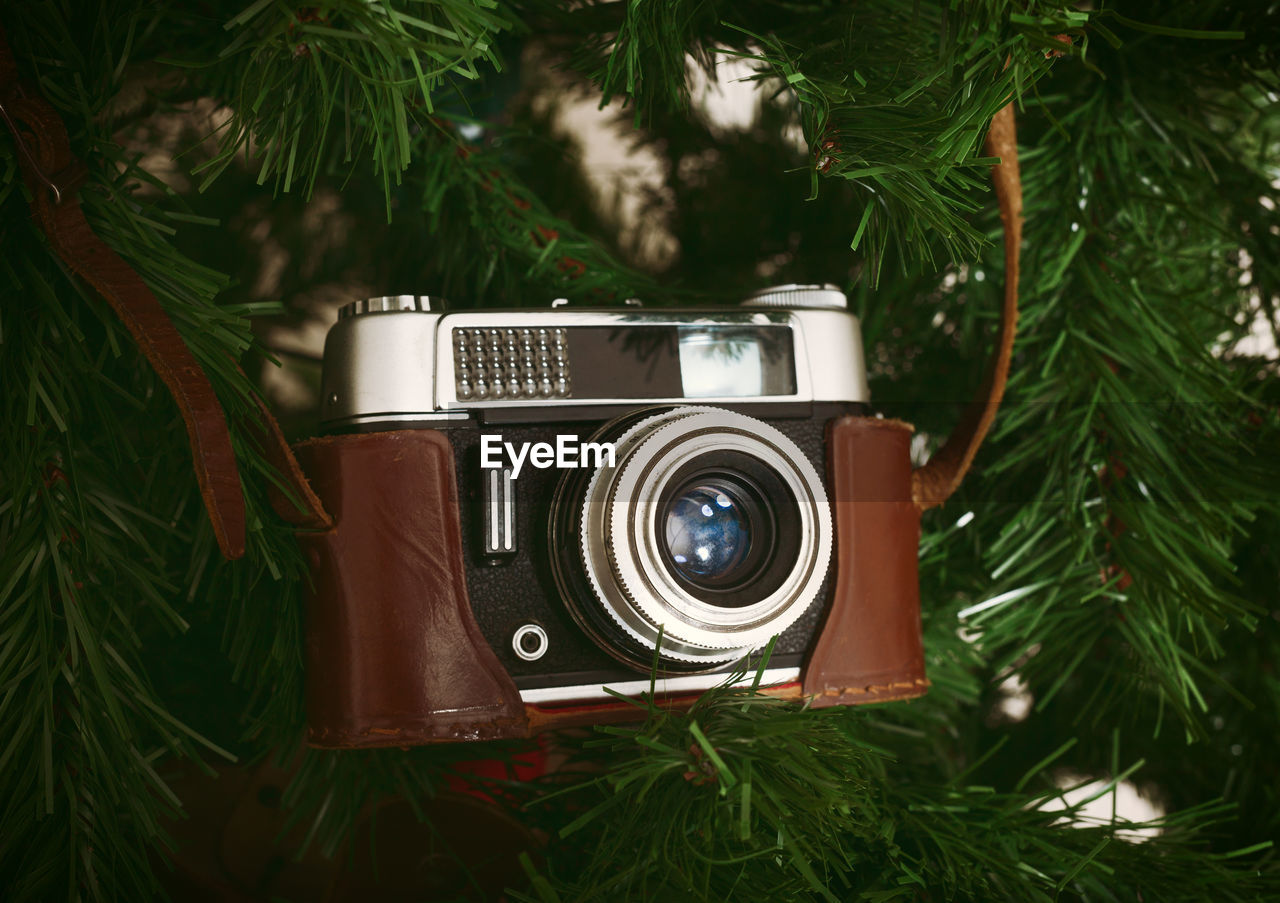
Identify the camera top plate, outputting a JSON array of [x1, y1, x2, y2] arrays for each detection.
[[319, 289, 869, 429]]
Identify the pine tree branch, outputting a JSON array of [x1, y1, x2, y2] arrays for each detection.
[[516, 679, 1278, 901], [942, 8, 1280, 734], [162, 0, 517, 209]]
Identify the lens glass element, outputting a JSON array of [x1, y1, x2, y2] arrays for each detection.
[[664, 484, 750, 581], [661, 475, 776, 596]]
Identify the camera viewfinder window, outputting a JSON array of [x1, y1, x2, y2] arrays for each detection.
[[563, 325, 796, 399], [677, 326, 796, 397]]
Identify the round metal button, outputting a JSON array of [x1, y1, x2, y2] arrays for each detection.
[[512, 624, 549, 661]]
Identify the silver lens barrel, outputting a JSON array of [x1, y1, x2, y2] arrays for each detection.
[[573, 406, 832, 669]]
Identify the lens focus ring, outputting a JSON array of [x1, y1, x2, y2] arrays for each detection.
[[578, 407, 832, 667]]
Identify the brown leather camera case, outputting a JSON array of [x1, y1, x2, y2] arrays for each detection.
[[804, 416, 927, 706], [295, 431, 530, 746], [295, 415, 930, 747]]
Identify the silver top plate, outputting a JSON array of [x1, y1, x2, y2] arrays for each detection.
[[320, 305, 869, 426]]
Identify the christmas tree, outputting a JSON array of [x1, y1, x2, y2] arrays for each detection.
[[2, 1, 1278, 900]]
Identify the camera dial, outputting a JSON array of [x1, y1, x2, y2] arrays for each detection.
[[742, 283, 847, 309], [552, 406, 832, 672], [337, 294, 440, 318]]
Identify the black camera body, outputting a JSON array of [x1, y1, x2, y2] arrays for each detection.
[[445, 411, 850, 704]]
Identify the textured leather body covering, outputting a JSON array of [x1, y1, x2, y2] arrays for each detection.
[[294, 431, 528, 747], [803, 416, 928, 705]]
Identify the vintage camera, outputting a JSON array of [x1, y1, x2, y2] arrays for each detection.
[[294, 286, 928, 747]]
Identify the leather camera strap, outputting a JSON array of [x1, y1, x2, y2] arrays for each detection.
[[911, 102, 1022, 510], [0, 28, 331, 555]]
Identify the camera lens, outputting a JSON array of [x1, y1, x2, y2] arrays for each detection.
[[653, 453, 802, 610], [662, 480, 760, 586], [548, 406, 831, 673]]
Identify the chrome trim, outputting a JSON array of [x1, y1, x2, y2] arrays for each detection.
[[320, 308, 441, 425], [489, 469, 500, 552], [503, 469, 514, 551], [512, 624, 550, 662], [518, 666, 800, 705], [793, 309, 870, 402]]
